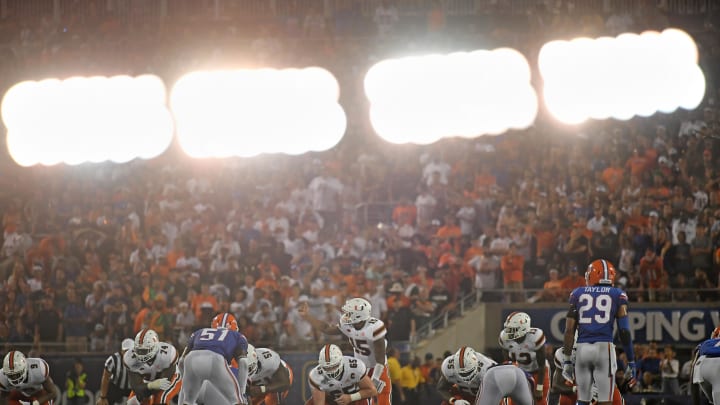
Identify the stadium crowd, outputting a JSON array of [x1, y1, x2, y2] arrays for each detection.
[[0, 2, 718, 392]]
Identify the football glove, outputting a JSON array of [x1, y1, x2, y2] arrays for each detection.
[[626, 362, 637, 387], [147, 377, 172, 391]]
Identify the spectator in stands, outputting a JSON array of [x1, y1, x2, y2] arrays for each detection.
[[34, 295, 62, 352], [660, 345, 681, 395], [63, 288, 88, 352], [638, 247, 665, 302], [65, 358, 88, 405], [500, 242, 524, 302], [387, 294, 416, 344], [639, 346, 661, 392]]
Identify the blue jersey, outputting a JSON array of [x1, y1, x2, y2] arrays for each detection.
[[569, 285, 628, 343], [698, 338, 720, 358], [187, 327, 248, 364]]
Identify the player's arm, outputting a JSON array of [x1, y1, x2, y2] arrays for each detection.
[[98, 360, 113, 404], [348, 375, 379, 403], [436, 374, 455, 401], [233, 338, 249, 399], [551, 367, 575, 395], [563, 305, 578, 359], [370, 336, 388, 387], [616, 303, 636, 385], [690, 344, 701, 405], [310, 384, 326, 405], [534, 345, 547, 399], [298, 303, 342, 336], [128, 371, 152, 400], [36, 376, 59, 404], [0, 384, 10, 405], [259, 366, 291, 394]]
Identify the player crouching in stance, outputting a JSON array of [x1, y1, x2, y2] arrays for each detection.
[[247, 345, 293, 405], [301, 297, 391, 405], [562, 259, 636, 405], [473, 364, 535, 405], [124, 329, 181, 405], [0, 351, 59, 405], [499, 312, 549, 405], [307, 344, 378, 405], [178, 324, 250, 405], [437, 346, 497, 405], [690, 326, 720, 405]]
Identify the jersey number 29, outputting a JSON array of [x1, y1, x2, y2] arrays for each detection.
[[577, 294, 612, 324]]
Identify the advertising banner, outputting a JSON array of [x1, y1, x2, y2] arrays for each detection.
[[501, 307, 720, 345]]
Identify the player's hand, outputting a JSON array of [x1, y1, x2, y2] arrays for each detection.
[[534, 387, 544, 400], [562, 361, 574, 383], [148, 377, 172, 391], [626, 362, 637, 388], [32, 401, 40, 405], [96, 398, 110, 405], [335, 393, 354, 405], [371, 377, 386, 393], [453, 400, 471, 405], [248, 385, 265, 397]]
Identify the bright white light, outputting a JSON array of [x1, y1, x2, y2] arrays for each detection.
[[1, 75, 173, 167], [539, 29, 706, 125], [364, 48, 538, 144], [171, 67, 346, 159]]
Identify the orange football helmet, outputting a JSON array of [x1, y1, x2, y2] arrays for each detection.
[[585, 259, 616, 286], [211, 312, 239, 331], [711, 326, 720, 339]]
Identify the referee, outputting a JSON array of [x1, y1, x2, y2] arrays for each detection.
[[97, 338, 134, 405]]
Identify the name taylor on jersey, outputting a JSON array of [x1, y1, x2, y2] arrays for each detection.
[[499, 327, 546, 372], [123, 343, 177, 381]]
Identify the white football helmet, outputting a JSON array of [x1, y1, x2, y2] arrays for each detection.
[[504, 312, 531, 340], [3, 351, 28, 386], [133, 329, 160, 363], [318, 344, 344, 379], [454, 346, 480, 383], [246, 344, 258, 376], [340, 297, 371, 325]]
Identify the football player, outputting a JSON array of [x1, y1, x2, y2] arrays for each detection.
[[473, 364, 534, 405], [307, 344, 378, 405], [301, 297, 391, 405], [178, 325, 250, 405], [211, 313, 242, 373], [247, 345, 293, 405], [499, 312, 549, 405], [690, 326, 720, 405], [551, 340, 624, 405], [0, 351, 59, 405], [562, 259, 636, 405], [437, 346, 497, 405], [124, 328, 181, 405]]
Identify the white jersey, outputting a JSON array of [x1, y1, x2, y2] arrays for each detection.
[[123, 342, 178, 381], [0, 358, 50, 397], [338, 317, 387, 369], [250, 348, 287, 385], [308, 356, 367, 399], [499, 327, 546, 372], [440, 352, 497, 398]]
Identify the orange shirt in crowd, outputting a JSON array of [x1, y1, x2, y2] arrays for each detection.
[[500, 254, 524, 283], [393, 204, 417, 226], [436, 225, 461, 240], [601, 166, 624, 193], [191, 294, 219, 318]]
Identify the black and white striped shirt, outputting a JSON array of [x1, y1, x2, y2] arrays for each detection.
[[105, 352, 131, 391]]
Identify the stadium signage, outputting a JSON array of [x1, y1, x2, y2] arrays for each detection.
[[502, 308, 720, 345]]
